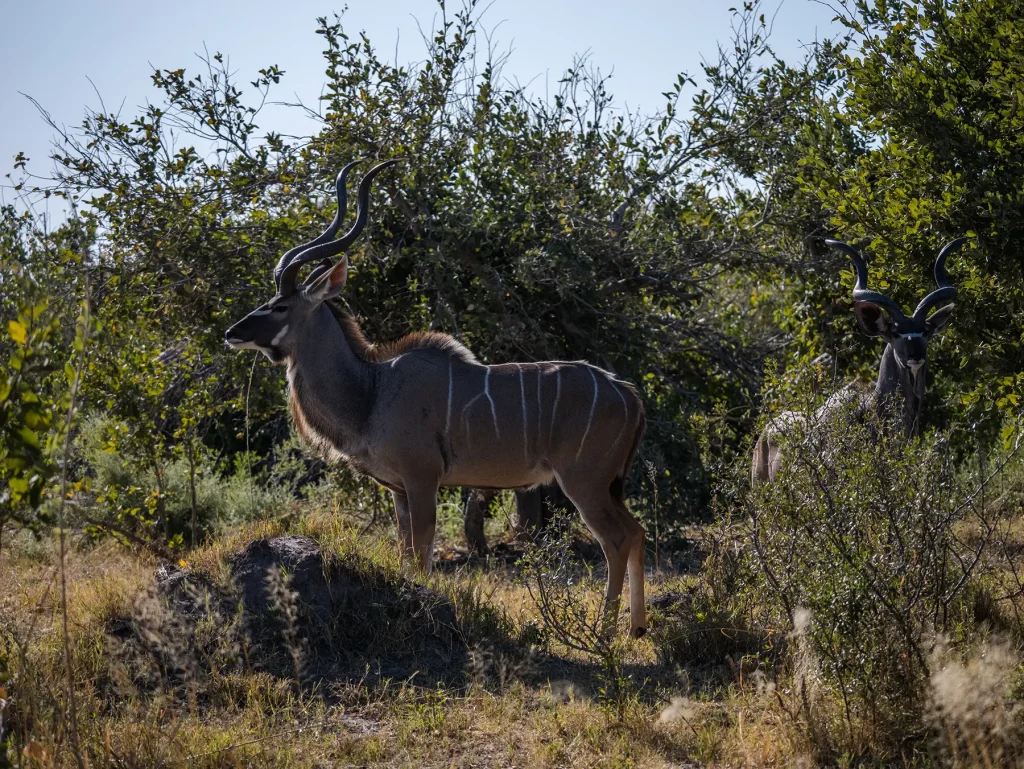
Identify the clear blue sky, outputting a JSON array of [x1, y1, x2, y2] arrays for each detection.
[[0, 0, 839, 205]]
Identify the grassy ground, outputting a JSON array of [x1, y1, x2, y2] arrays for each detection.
[[9, 483, 1024, 767], [0, 497, 818, 769]]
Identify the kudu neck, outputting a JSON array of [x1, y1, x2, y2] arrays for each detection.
[[874, 344, 925, 437], [287, 305, 376, 425]]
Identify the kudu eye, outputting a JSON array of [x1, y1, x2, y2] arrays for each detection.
[[272, 305, 288, 314]]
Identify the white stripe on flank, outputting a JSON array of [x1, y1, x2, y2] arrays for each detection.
[[551, 366, 562, 437], [519, 365, 528, 461], [576, 367, 600, 460], [462, 393, 484, 422], [271, 324, 289, 347], [445, 361, 453, 437], [485, 368, 500, 438], [609, 376, 629, 452]]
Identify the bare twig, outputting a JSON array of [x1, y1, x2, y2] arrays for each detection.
[[57, 274, 90, 769]]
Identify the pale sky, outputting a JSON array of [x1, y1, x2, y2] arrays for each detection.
[[0, 0, 839, 210]]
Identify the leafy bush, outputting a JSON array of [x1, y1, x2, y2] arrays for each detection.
[[0, 246, 63, 541], [75, 415, 307, 550], [735, 390, 1022, 756], [517, 511, 637, 717]]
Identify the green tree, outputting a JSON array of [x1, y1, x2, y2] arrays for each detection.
[[27, 1, 802, 530], [0, 207, 72, 547], [715, 0, 1024, 448]]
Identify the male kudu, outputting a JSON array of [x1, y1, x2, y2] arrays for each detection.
[[225, 160, 649, 636], [752, 237, 965, 484]]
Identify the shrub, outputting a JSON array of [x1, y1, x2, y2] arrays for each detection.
[[736, 390, 1022, 756], [75, 415, 304, 550], [517, 511, 636, 717]]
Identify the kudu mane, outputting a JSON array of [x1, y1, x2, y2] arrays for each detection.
[[325, 302, 479, 365]]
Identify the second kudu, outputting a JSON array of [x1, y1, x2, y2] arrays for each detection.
[[752, 237, 965, 484], [225, 160, 648, 636]]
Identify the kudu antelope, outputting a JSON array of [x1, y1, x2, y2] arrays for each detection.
[[224, 160, 648, 636], [752, 237, 965, 484]]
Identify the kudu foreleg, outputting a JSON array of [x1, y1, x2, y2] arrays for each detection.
[[390, 489, 416, 571], [405, 481, 439, 573]]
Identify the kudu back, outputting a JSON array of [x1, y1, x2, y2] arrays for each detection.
[[752, 237, 965, 485], [225, 160, 648, 636]]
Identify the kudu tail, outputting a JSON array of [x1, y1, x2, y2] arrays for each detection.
[[611, 395, 646, 502]]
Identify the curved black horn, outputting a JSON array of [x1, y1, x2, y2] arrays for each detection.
[[912, 237, 966, 319], [279, 159, 402, 293], [273, 158, 364, 292], [825, 238, 908, 321]]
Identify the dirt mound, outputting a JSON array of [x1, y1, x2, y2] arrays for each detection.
[[111, 535, 465, 689]]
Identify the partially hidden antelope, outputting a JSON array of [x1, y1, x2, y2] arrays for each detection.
[[752, 237, 965, 485], [225, 160, 648, 636]]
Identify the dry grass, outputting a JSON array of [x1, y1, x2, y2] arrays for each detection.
[[4, 505, 1024, 767]]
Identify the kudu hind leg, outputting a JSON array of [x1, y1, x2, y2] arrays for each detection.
[[613, 497, 647, 637], [464, 489, 493, 556], [556, 474, 640, 636]]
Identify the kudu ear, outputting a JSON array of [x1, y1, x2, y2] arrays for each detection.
[[853, 301, 892, 338], [306, 257, 348, 302], [925, 303, 955, 337]]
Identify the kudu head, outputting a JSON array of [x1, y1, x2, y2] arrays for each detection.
[[826, 237, 965, 433], [224, 159, 399, 364]]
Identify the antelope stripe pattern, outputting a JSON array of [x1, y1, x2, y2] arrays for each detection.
[[519, 365, 529, 462], [576, 367, 600, 460], [610, 377, 630, 453], [484, 368, 500, 438], [551, 366, 562, 438], [536, 365, 544, 460], [446, 361, 454, 436]]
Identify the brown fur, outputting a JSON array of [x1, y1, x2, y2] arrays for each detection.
[[327, 303, 478, 364], [615, 392, 647, 498], [285, 301, 647, 636]]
